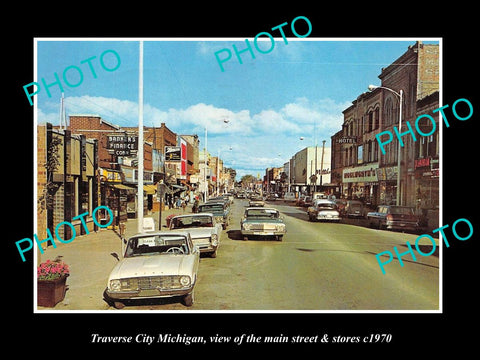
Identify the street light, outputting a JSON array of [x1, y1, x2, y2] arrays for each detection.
[[368, 84, 403, 205]]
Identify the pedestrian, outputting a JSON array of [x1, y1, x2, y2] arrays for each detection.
[[176, 197, 182, 209], [181, 200, 187, 213]]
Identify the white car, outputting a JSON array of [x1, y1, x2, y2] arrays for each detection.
[[104, 232, 199, 309], [168, 213, 222, 257], [307, 199, 341, 222]]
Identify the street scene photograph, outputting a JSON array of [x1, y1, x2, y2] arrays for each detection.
[[33, 37, 441, 312]]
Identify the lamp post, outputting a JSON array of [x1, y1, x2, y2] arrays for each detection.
[[368, 85, 403, 206]]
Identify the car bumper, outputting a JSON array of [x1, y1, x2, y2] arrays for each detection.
[[105, 285, 194, 300], [386, 221, 418, 231], [241, 230, 286, 236], [316, 214, 340, 221], [192, 238, 218, 253]]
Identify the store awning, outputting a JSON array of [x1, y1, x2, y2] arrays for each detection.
[[111, 184, 135, 191], [144, 184, 157, 195]]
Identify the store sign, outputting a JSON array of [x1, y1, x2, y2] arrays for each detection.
[[415, 157, 430, 169], [343, 163, 379, 183], [107, 134, 138, 156], [165, 146, 181, 161], [99, 168, 122, 183], [376, 166, 398, 181]]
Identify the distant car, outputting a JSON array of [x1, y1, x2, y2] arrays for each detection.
[[367, 205, 419, 232], [303, 196, 313, 207], [104, 232, 199, 309], [296, 195, 306, 206], [265, 193, 278, 201], [168, 213, 222, 257], [241, 207, 286, 241], [283, 192, 296, 202], [198, 202, 230, 229], [307, 199, 340, 222], [249, 195, 265, 207], [344, 200, 365, 218]]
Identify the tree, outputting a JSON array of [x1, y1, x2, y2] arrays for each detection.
[[240, 174, 255, 188]]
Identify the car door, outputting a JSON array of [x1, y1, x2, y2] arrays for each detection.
[[368, 206, 382, 228]]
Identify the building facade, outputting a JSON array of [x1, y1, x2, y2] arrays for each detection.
[[37, 123, 98, 243], [331, 41, 439, 222]]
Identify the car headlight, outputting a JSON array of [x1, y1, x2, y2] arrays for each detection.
[[215, 216, 223, 222], [109, 279, 121, 291], [242, 223, 251, 231], [179, 275, 191, 287], [276, 224, 285, 231]]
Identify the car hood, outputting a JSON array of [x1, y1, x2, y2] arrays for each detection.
[[169, 227, 215, 238], [109, 255, 190, 279]]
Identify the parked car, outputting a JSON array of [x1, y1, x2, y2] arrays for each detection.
[[296, 194, 307, 206], [344, 200, 365, 218], [283, 192, 296, 202], [198, 201, 230, 229], [303, 196, 313, 207], [307, 199, 340, 222], [241, 207, 286, 241], [104, 232, 200, 309], [168, 213, 222, 257], [249, 194, 265, 207], [367, 205, 419, 232], [265, 193, 278, 201]]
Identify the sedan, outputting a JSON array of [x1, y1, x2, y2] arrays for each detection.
[[104, 232, 199, 309]]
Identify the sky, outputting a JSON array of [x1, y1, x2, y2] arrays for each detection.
[[34, 38, 439, 180]]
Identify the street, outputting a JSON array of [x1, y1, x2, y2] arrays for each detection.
[[40, 199, 439, 311]]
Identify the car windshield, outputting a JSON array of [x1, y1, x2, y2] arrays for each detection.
[[125, 235, 189, 257], [199, 205, 223, 212], [390, 206, 414, 215], [171, 216, 213, 229], [246, 209, 279, 219]]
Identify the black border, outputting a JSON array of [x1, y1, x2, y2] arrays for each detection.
[[7, 5, 478, 354]]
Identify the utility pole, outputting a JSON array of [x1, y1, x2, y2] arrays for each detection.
[[137, 41, 144, 233]]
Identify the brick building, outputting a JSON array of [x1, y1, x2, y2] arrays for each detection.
[[332, 41, 439, 219]]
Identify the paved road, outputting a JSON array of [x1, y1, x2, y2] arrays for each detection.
[[117, 199, 439, 311]]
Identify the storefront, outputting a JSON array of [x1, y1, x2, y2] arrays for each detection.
[[342, 163, 379, 206], [376, 166, 398, 206], [99, 168, 130, 226], [120, 165, 155, 218], [414, 156, 439, 229]]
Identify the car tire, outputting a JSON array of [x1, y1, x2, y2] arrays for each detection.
[[113, 301, 125, 309], [276, 235, 283, 241], [183, 291, 194, 307], [243, 236, 248, 241], [210, 249, 217, 258]]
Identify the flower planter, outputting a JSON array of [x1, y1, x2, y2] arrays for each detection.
[[37, 275, 69, 307]]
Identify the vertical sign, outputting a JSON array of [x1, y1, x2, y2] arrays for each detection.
[[179, 136, 187, 180]]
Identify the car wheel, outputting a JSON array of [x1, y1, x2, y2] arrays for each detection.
[[183, 291, 195, 307], [210, 249, 217, 258], [243, 236, 248, 241], [276, 235, 283, 241], [113, 301, 125, 309]]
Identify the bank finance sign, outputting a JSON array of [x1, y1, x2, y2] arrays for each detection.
[[107, 134, 138, 156]]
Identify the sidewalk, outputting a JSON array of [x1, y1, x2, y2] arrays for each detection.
[[37, 205, 194, 311]]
